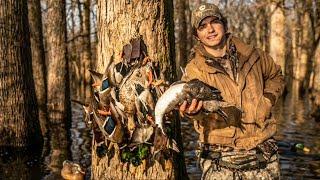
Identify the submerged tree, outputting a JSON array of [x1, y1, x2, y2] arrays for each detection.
[[0, 0, 42, 147], [175, 0, 188, 79], [92, 0, 186, 179], [81, 0, 92, 103], [269, 0, 286, 74], [28, 0, 48, 136], [46, 0, 71, 124]]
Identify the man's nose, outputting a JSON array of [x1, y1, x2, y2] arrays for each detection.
[[206, 24, 215, 33]]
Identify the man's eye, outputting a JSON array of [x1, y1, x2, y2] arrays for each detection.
[[210, 19, 221, 24], [198, 25, 205, 30]]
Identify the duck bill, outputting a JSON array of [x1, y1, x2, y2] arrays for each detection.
[[97, 109, 111, 116], [147, 70, 153, 86]]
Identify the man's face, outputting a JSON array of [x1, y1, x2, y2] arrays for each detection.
[[196, 16, 226, 48]]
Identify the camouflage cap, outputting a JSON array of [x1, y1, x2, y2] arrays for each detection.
[[191, 3, 223, 29]]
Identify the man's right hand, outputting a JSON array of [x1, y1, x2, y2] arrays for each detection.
[[179, 99, 203, 117]]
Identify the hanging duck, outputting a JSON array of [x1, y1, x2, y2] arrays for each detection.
[[133, 84, 155, 124], [118, 63, 153, 137], [91, 99, 125, 144]]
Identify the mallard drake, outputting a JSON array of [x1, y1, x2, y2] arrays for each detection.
[[93, 103, 124, 143], [278, 142, 311, 153], [89, 70, 103, 88], [104, 61, 129, 87], [89, 70, 111, 102], [61, 160, 85, 180]]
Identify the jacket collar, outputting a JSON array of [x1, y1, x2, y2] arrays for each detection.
[[192, 34, 257, 74]]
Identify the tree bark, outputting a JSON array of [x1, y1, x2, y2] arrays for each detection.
[[82, 0, 92, 103], [28, 0, 48, 136], [255, 2, 268, 51], [92, 0, 186, 179], [175, 0, 188, 79], [46, 0, 71, 124], [269, 0, 286, 74], [291, 0, 300, 79], [77, 0, 85, 101], [0, 0, 42, 147], [185, 0, 193, 54], [298, 0, 314, 93], [311, 41, 320, 117]]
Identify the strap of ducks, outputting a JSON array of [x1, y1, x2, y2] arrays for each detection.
[[83, 37, 175, 166]]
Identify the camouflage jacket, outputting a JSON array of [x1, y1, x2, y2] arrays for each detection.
[[182, 35, 284, 150]]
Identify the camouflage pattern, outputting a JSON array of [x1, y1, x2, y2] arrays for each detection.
[[199, 154, 280, 180], [191, 3, 223, 29]]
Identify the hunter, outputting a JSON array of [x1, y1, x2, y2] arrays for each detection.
[[180, 3, 284, 179]]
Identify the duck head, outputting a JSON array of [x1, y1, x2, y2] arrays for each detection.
[[61, 160, 85, 180], [185, 79, 223, 101]]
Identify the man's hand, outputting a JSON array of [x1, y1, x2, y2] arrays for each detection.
[[179, 99, 203, 117]]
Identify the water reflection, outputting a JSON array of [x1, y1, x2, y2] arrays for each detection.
[[0, 147, 42, 180], [182, 88, 320, 179], [0, 92, 319, 179], [69, 103, 92, 179], [42, 124, 70, 179]]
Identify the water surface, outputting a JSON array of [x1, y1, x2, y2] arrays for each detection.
[[0, 92, 319, 179]]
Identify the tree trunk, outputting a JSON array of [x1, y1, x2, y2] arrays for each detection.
[[92, 0, 186, 179], [291, 0, 300, 79], [255, 2, 267, 51], [0, 0, 42, 147], [28, 0, 48, 136], [68, 0, 80, 100], [269, 0, 286, 74], [46, 0, 71, 124], [175, 0, 188, 79], [82, 0, 92, 103], [77, 0, 85, 101], [298, 0, 314, 93], [185, 0, 193, 54], [311, 42, 320, 117]]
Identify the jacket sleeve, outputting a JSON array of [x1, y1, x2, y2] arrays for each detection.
[[260, 50, 285, 104]]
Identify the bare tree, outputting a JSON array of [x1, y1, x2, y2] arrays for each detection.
[[46, 0, 71, 123], [269, 0, 286, 74], [0, 0, 42, 147], [92, 0, 186, 179], [175, 0, 188, 79], [82, 0, 92, 102], [28, 0, 48, 136]]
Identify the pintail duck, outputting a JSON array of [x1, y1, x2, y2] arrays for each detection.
[[153, 79, 229, 154]]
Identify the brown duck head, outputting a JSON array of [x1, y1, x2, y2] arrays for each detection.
[[61, 160, 85, 180]]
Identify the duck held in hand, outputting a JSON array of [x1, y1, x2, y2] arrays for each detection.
[[155, 79, 228, 135]]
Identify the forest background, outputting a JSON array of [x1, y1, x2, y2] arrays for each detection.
[[0, 0, 319, 179]]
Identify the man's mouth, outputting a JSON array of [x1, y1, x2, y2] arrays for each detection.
[[207, 34, 218, 40]]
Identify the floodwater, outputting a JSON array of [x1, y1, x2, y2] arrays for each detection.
[[184, 91, 320, 179], [0, 91, 319, 179]]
